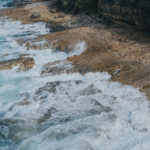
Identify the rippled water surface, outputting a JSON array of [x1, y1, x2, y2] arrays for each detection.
[[1, 1, 150, 150]]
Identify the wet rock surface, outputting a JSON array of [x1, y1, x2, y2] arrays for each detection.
[[2, 70, 149, 150], [0, 57, 35, 71], [9, 79, 109, 123], [28, 25, 150, 97], [41, 60, 77, 76], [1, 1, 150, 150], [3, 78, 114, 144], [4, 1, 150, 98]]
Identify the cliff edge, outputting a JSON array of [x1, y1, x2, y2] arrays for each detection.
[[98, 0, 150, 31]]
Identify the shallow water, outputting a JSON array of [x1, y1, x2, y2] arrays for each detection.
[[1, 1, 150, 150], [0, 0, 13, 9]]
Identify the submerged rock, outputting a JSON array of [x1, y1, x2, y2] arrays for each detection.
[[41, 60, 78, 76], [35, 80, 83, 96], [37, 107, 57, 123], [79, 84, 102, 96], [9, 79, 104, 125]]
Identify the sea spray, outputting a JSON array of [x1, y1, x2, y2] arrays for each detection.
[[0, 4, 150, 150]]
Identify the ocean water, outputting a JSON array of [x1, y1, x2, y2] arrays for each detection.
[[1, 1, 150, 150], [0, 0, 13, 8]]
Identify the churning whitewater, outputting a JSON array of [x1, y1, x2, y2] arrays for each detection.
[[1, 1, 150, 150]]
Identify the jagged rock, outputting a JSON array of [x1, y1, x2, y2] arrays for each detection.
[[41, 60, 78, 76], [30, 12, 40, 19], [37, 107, 57, 123], [35, 80, 82, 96], [46, 22, 68, 32]]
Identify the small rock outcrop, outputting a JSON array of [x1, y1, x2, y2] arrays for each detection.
[[30, 12, 40, 19], [0, 57, 35, 71]]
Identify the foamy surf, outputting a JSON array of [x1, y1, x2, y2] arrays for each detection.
[[0, 3, 150, 150]]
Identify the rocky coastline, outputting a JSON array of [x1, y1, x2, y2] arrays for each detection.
[[1, 1, 150, 149], [1, 0, 150, 98]]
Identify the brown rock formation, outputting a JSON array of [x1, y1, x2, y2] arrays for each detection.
[[2, 1, 150, 98], [0, 3, 72, 25], [26, 24, 150, 97], [0, 57, 35, 71]]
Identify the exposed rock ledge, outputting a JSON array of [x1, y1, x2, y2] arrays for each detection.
[[27, 26, 150, 97], [0, 57, 35, 71], [1, 1, 150, 98]]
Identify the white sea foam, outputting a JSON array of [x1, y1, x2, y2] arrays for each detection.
[[17, 72, 150, 150], [0, 18, 150, 150], [69, 41, 87, 56]]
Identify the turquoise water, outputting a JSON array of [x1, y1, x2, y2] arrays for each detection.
[[0, 0, 13, 8], [1, 1, 150, 150]]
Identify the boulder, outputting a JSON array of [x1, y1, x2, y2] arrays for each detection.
[[30, 12, 41, 19]]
